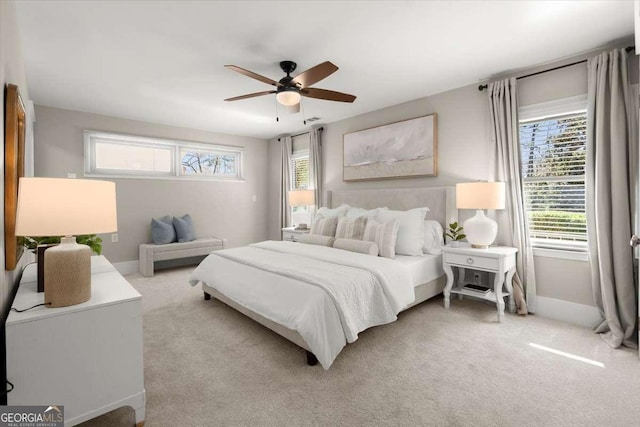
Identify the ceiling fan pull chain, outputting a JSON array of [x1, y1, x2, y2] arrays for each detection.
[[274, 96, 279, 122], [301, 98, 307, 125]]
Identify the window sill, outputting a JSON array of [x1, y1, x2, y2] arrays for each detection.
[[84, 173, 245, 182], [532, 247, 589, 262]]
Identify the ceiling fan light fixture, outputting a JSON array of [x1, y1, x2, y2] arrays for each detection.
[[276, 89, 301, 106]]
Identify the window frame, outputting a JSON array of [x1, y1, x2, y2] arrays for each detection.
[[84, 130, 244, 181], [518, 95, 588, 255]]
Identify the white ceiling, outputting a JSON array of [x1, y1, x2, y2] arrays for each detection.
[[15, 1, 634, 140]]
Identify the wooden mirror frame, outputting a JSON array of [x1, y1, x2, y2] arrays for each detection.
[[4, 84, 26, 271]]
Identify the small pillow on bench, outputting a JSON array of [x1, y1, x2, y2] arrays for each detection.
[[173, 214, 196, 243], [151, 216, 176, 245]]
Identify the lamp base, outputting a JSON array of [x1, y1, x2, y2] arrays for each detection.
[[44, 236, 92, 308], [471, 244, 490, 249], [463, 210, 498, 249]]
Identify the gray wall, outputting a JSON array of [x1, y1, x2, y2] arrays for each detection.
[[0, 0, 34, 312], [267, 54, 637, 309], [34, 106, 269, 264]]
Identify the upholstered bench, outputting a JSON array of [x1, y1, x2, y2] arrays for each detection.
[[139, 237, 226, 277]]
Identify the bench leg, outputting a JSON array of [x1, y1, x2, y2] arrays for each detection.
[[139, 245, 154, 277], [204, 292, 211, 301]]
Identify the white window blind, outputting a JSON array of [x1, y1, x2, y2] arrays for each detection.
[[291, 154, 309, 190], [519, 110, 587, 250], [290, 133, 310, 191]]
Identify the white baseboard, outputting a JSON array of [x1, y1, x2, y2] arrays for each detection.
[[535, 296, 601, 328], [112, 260, 139, 276]]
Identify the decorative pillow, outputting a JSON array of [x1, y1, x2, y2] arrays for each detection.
[[345, 207, 387, 220], [423, 220, 445, 255], [315, 204, 350, 219], [297, 234, 335, 247], [151, 216, 176, 245], [362, 219, 399, 259], [335, 216, 368, 240], [173, 214, 196, 243], [310, 216, 339, 237], [333, 238, 379, 256], [377, 208, 429, 256]]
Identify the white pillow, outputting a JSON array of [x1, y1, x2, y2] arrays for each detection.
[[423, 220, 444, 255], [298, 234, 335, 247], [316, 204, 350, 219], [333, 238, 379, 256], [362, 219, 400, 259], [377, 208, 429, 256], [345, 207, 387, 220], [335, 216, 368, 240]]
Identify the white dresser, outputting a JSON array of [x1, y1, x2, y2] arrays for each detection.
[[6, 256, 145, 426]]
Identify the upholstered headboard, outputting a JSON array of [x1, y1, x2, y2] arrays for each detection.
[[327, 186, 457, 226]]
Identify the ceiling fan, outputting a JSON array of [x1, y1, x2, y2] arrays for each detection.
[[224, 60, 356, 106]]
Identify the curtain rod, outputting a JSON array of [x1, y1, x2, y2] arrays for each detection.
[[478, 46, 635, 91], [277, 126, 323, 142]]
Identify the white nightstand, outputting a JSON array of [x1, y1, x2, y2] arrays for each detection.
[[442, 244, 518, 323], [281, 226, 311, 242]]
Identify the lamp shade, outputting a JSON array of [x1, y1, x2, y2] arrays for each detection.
[[15, 178, 118, 236], [288, 189, 315, 207], [456, 182, 506, 210]]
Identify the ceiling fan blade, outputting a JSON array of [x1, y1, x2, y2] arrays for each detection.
[[301, 88, 356, 103], [225, 65, 282, 87], [292, 61, 339, 88], [224, 90, 276, 101]]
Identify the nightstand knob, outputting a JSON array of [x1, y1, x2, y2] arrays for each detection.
[[467, 258, 474, 265]]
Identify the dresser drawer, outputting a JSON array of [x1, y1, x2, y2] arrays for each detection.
[[445, 253, 499, 271]]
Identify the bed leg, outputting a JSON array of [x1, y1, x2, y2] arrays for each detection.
[[306, 351, 318, 366], [204, 292, 211, 301]]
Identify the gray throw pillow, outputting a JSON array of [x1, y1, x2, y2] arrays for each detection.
[[173, 214, 196, 243], [151, 216, 176, 245]]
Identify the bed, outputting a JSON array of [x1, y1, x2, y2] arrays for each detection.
[[189, 187, 456, 369]]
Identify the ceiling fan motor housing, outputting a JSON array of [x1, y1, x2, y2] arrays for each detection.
[[280, 60, 297, 76]]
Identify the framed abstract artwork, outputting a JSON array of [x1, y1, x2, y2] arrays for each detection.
[[4, 84, 26, 271], [343, 113, 437, 181]]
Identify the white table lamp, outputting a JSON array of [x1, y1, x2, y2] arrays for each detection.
[[456, 182, 505, 249], [15, 178, 118, 307], [288, 189, 315, 229]]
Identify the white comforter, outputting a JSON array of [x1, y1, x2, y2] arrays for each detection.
[[189, 241, 415, 369]]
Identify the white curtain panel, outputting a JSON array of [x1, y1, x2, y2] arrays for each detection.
[[279, 136, 292, 229], [586, 49, 637, 349], [309, 126, 323, 208], [488, 77, 536, 314]]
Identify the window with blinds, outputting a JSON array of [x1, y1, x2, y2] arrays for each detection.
[[291, 155, 309, 190], [519, 110, 587, 250]]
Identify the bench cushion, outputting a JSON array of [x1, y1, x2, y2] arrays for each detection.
[[149, 237, 223, 253]]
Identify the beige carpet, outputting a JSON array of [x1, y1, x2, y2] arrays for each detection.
[[81, 266, 640, 427]]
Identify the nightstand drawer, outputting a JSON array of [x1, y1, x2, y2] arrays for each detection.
[[445, 253, 499, 271], [283, 233, 297, 242]]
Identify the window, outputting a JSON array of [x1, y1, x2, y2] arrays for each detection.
[[519, 96, 587, 251], [180, 149, 240, 178], [291, 154, 309, 190], [85, 131, 243, 180], [289, 134, 311, 225]]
